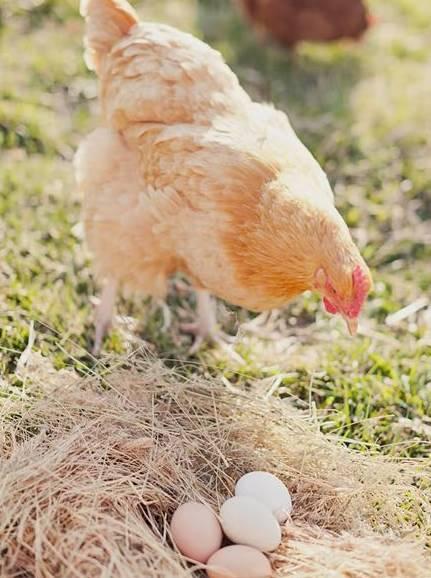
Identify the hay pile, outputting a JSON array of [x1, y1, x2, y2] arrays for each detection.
[[0, 353, 430, 577]]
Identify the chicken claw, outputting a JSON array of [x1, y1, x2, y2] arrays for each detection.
[[181, 290, 243, 362]]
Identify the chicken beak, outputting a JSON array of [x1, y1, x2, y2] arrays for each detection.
[[344, 316, 358, 336]]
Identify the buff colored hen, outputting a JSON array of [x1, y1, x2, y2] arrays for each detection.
[[75, 0, 372, 355]]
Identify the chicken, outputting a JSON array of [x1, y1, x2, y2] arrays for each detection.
[[236, 0, 372, 48], [75, 0, 372, 355]]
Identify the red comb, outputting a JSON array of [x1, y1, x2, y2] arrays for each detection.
[[347, 266, 369, 318]]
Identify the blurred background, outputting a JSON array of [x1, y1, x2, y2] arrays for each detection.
[[0, 0, 430, 456]]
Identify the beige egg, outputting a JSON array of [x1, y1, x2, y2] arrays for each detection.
[[235, 471, 292, 523], [220, 496, 281, 552], [206, 545, 272, 578], [170, 501, 223, 563]]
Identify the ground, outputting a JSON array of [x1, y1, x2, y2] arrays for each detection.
[[0, 0, 430, 464]]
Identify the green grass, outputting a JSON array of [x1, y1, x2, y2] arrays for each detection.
[[0, 0, 430, 459]]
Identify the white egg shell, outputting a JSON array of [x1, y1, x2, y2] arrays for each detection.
[[235, 471, 292, 523], [170, 502, 223, 563], [207, 545, 272, 578], [220, 496, 281, 552]]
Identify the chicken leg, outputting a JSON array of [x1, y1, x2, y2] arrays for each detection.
[[181, 290, 242, 360], [92, 279, 117, 356]]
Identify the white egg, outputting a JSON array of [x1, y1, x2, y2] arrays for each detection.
[[170, 502, 223, 563], [206, 545, 272, 578], [235, 471, 292, 523], [220, 496, 281, 552]]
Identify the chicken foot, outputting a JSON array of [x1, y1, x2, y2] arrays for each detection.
[[181, 290, 243, 362], [92, 279, 118, 356], [92, 284, 242, 361]]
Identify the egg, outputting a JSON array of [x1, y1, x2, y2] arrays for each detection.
[[220, 496, 281, 552], [170, 502, 223, 563], [235, 471, 292, 523], [206, 545, 272, 578]]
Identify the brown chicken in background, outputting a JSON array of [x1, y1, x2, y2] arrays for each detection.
[[75, 0, 372, 355], [236, 0, 372, 48]]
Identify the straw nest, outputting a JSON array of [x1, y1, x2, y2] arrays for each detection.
[[0, 352, 430, 578]]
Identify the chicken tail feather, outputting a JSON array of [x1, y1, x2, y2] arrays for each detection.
[[80, 0, 139, 72]]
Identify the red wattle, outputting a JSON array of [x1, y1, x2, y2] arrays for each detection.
[[323, 297, 338, 314]]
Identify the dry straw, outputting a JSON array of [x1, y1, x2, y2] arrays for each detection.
[[0, 352, 430, 577]]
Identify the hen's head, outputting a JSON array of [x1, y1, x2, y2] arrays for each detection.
[[313, 261, 372, 335], [213, 123, 373, 331]]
